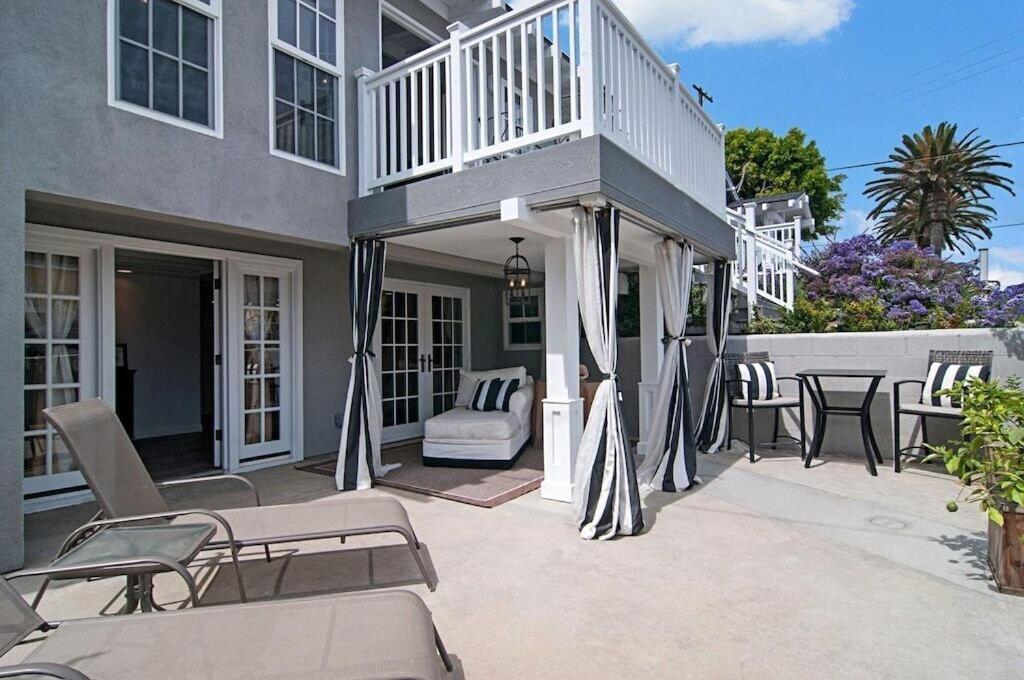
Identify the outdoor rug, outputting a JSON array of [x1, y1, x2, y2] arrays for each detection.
[[295, 442, 544, 508]]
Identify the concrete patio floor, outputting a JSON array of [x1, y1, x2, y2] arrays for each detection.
[[8, 447, 1024, 679]]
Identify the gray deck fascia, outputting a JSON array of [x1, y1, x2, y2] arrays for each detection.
[[347, 135, 736, 260]]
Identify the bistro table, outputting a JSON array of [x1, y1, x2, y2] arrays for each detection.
[[796, 368, 886, 476]]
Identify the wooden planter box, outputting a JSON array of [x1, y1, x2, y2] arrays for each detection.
[[988, 507, 1024, 596]]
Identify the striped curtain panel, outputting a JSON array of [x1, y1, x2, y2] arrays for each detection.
[[637, 239, 697, 492], [571, 206, 644, 540], [695, 260, 733, 453], [336, 239, 394, 491]]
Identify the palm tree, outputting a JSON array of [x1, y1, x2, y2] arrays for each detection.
[[864, 123, 1014, 255]]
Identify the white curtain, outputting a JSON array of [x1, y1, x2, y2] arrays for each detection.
[[637, 239, 697, 491], [696, 261, 734, 452], [336, 240, 398, 490], [571, 206, 644, 540]]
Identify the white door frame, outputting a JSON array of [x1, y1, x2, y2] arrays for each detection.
[[24, 225, 304, 490], [377, 277, 471, 443]]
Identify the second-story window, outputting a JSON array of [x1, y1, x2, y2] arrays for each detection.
[[109, 0, 222, 136], [270, 0, 344, 172]]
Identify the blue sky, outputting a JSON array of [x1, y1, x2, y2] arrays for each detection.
[[641, 0, 1024, 282], [521, 0, 1024, 283]]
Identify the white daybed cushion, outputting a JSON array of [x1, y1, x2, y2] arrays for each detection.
[[424, 408, 521, 441], [455, 367, 528, 407]]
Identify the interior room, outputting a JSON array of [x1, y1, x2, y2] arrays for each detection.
[[114, 249, 217, 480]]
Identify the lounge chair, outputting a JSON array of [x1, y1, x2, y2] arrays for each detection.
[[0, 576, 452, 679], [41, 399, 436, 606]]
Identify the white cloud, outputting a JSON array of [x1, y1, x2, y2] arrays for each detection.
[[990, 246, 1024, 266], [602, 0, 853, 47], [987, 264, 1024, 287], [839, 208, 877, 235], [508, 0, 853, 47]]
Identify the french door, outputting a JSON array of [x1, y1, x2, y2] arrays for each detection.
[[227, 263, 295, 466], [376, 280, 469, 443]]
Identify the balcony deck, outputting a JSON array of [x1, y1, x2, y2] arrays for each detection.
[[356, 0, 726, 220]]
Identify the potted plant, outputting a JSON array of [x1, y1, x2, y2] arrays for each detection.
[[927, 377, 1024, 595]]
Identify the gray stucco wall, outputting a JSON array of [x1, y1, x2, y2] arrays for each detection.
[[0, 0, 381, 569], [719, 329, 1024, 458]]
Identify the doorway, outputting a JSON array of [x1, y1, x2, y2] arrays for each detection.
[[114, 250, 219, 480], [376, 279, 470, 443]]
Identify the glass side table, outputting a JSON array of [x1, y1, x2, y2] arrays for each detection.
[[14, 523, 216, 614]]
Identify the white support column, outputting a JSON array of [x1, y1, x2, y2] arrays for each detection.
[[354, 67, 374, 197], [542, 235, 582, 503], [577, 0, 600, 137], [744, 205, 758, 321], [447, 22, 468, 173], [636, 263, 662, 456]]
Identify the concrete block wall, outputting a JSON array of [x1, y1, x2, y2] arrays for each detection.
[[723, 329, 1024, 458]]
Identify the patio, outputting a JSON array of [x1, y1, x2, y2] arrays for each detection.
[[10, 447, 1024, 678]]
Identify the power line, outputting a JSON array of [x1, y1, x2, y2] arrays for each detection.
[[868, 52, 1024, 116], [989, 221, 1024, 230], [826, 140, 1024, 172], [882, 27, 1024, 88]]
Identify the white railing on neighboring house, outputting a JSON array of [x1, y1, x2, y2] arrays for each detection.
[[356, 0, 726, 216], [727, 207, 816, 312]]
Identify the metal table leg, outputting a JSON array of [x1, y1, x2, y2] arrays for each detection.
[[859, 376, 882, 476]]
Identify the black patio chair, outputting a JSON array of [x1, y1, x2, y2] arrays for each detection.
[[724, 352, 806, 463], [892, 349, 993, 472]]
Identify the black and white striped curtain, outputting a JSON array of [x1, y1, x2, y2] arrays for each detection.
[[637, 239, 697, 492], [695, 260, 734, 453], [572, 206, 644, 540], [336, 239, 390, 491]]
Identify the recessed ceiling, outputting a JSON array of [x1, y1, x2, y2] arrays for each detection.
[[387, 208, 664, 274]]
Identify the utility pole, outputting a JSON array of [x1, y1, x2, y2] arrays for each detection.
[[692, 84, 713, 107]]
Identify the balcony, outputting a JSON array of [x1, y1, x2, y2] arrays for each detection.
[[355, 0, 726, 217]]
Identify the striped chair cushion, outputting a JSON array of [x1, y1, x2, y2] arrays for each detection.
[[736, 361, 780, 401], [468, 377, 521, 412], [922, 362, 990, 407]]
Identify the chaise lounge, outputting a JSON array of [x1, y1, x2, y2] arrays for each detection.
[[42, 399, 437, 602], [422, 367, 534, 469], [0, 576, 453, 679]]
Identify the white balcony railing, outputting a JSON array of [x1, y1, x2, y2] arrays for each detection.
[[727, 208, 817, 312], [356, 0, 726, 215]]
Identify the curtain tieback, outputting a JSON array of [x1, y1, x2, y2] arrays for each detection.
[[662, 335, 692, 347], [350, 349, 377, 360]]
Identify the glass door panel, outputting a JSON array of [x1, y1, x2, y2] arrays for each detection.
[[22, 246, 96, 496], [430, 294, 464, 415], [379, 287, 427, 442], [234, 267, 292, 464]]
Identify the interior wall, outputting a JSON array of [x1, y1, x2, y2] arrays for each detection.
[[116, 272, 202, 439]]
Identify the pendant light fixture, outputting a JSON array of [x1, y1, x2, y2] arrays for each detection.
[[503, 236, 531, 297]]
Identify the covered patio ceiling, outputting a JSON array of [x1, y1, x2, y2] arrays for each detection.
[[385, 205, 717, 278]]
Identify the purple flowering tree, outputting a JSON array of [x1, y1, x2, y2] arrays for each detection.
[[760, 235, 1024, 332]]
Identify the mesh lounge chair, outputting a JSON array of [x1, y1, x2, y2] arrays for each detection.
[[892, 349, 993, 473], [723, 352, 806, 463], [42, 399, 436, 605], [0, 576, 452, 679]]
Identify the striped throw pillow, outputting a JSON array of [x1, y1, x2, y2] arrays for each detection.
[[736, 361, 780, 401], [469, 377, 521, 412], [922, 362, 990, 408]]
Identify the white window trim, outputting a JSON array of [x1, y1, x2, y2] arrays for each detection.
[[380, 1, 443, 54], [503, 288, 544, 351], [106, 0, 225, 138], [267, 0, 346, 175]]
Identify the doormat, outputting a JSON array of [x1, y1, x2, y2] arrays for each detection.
[[295, 443, 544, 508]]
